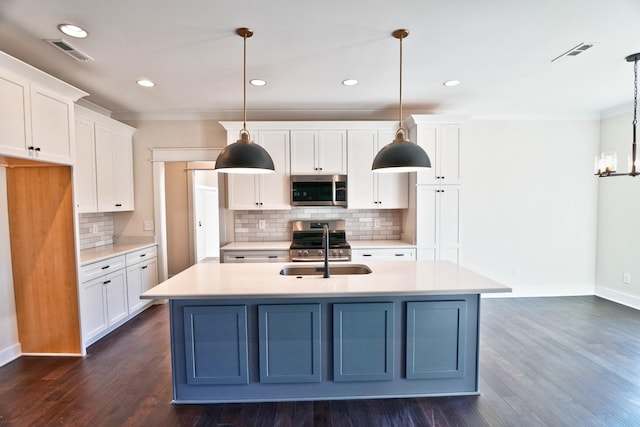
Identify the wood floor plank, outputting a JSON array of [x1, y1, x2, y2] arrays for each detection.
[[3, 297, 640, 426]]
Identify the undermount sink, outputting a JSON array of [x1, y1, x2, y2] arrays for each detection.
[[279, 263, 372, 276]]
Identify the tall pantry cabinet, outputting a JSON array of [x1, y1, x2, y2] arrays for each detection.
[[1, 51, 88, 355], [407, 116, 464, 264]]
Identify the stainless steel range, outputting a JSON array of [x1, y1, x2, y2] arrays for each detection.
[[289, 219, 351, 262]]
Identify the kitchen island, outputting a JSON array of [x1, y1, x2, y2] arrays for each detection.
[[142, 260, 511, 403]]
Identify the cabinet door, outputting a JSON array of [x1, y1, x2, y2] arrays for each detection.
[[95, 124, 117, 211], [112, 132, 134, 210], [375, 130, 408, 208], [333, 302, 394, 382], [416, 125, 439, 185], [258, 304, 321, 383], [30, 85, 73, 164], [104, 269, 128, 325], [0, 71, 30, 157], [438, 186, 461, 263], [439, 125, 461, 184], [227, 174, 259, 209], [290, 130, 318, 174], [127, 257, 157, 313], [416, 186, 460, 263], [258, 130, 291, 210], [95, 125, 134, 211], [416, 124, 461, 185], [183, 305, 249, 385], [318, 130, 347, 174], [406, 300, 467, 379], [347, 130, 377, 209], [74, 118, 98, 213], [80, 276, 108, 341]]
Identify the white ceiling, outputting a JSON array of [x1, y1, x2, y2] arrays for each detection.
[[0, 0, 639, 121]]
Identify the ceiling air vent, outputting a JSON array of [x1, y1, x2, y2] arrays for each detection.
[[551, 42, 594, 63], [44, 39, 94, 62]]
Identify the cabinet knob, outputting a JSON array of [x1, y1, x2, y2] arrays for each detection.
[[103, 280, 111, 284], [115, 204, 122, 207], [142, 266, 148, 269], [28, 146, 34, 151], [101, 265, 110, 270], [35, 147, 41, 152]]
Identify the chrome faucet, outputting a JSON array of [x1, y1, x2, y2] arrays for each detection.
[[322, 224, 330, 278]]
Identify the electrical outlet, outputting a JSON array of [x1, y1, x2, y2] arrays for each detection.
[[374, 219, 380, 228], [259, 220, 266, 230], [143, 220, 154, 231], [623, 273, 631, 285], [92, 224, 99, 234]]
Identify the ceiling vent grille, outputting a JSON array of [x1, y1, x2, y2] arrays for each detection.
[[44, 39, 94, 62], [551, 42, 594, 63]]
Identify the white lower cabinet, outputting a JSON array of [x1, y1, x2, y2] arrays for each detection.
[[80, 245, 158, 346], [351, 248, 416, 262], [127, 256, 158, 313], [416, 185, 461, 263]]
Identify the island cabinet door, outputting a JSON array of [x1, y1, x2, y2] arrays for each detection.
[[333, 302, 394, 382], [183, 306, 249, 385], [258, 304, 321, 383], [406, 300, 467, 380]]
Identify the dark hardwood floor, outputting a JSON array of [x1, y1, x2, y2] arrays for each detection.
[[2, 296, 640, 426]]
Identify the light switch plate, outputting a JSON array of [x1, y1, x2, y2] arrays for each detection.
[[143, 220, 154, 231]]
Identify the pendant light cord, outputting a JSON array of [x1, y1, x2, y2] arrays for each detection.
[[242, 31, 248, 137], [398, 34, 403, 129]]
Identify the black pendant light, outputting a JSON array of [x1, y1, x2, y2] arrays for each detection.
[[372, 29, 431, 173], [595, 52, 640, 177], [215, 28, 275, 174]]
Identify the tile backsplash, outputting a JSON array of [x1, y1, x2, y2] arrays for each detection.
[[78, 213, 115, 250], [234, 207, 403, 242]]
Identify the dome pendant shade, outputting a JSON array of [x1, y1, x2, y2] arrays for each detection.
[[215, 28, 275, 174], [372, 130, 431, 173], [372, 29, 431, 173], [215, 132, 275, 174]]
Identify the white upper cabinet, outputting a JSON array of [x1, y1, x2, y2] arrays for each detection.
[[407, 118, 462, 185], [0, 71, 31, 156], [75, 105, 136, 213], [347, 129, 408, 209], [95, 124, 135, 212], [30, 85, 74, 164], [290, 130, 347, 174], [74, 117, 98, 212], [227, 130, 291, 210], [0, 51, 87, 165]]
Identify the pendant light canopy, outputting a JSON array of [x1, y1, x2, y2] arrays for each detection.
[[215, 28, 275, 174], [595, 52, 640, 177], [372, 29, 431, 173]]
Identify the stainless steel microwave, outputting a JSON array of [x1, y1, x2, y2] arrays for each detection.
[[290, 175, 347, 207]]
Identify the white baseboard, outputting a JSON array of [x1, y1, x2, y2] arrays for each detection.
[[0, 343, 21, 367], [595, 286, 640, 310]]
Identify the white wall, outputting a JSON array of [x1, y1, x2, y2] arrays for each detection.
[[595, 111, 640, 307], [461, 119, 599, 297], [0, 167, 20, 366]]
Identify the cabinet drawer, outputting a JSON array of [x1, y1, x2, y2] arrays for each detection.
[[351, 248, 416, 262], [223, 250, 289, 263], [126, 246, 157, 265], [80, 255, 126, 282]]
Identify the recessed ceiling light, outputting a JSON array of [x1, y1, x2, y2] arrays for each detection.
[[443, 79, 461, 87], [342, 79, 359, 86], [250, 79, 267, 86], [137, 79, 156, 88], [57, 24, 88, 38]]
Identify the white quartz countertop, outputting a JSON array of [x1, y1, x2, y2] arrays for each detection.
[[220, 240, 415, 251], [142, 260, 511, 299], [80, 241, 157, 265]]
